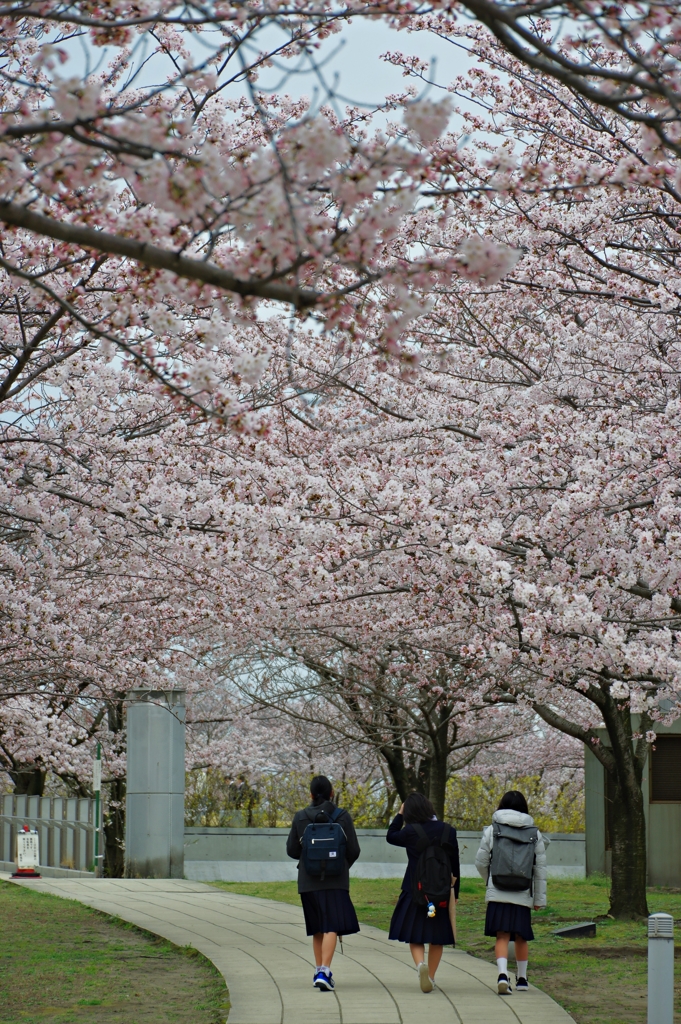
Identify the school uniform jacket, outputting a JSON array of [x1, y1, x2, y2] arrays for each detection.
[[475, 809, 548, 907], [286, 800, 360, 894]]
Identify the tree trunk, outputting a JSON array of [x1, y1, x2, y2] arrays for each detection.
[[602, 703, 650, 919], [9, 766, 45, 795], [104, 776, 125, 878], [427, 761, 447, 819], [427, 704, 452, 820], [103, 695, 126, 878], [534, 692, 650, 920], [379, 741, 418, 802], [607, 765, 649, 918]]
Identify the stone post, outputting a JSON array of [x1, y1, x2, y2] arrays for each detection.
[[125, 688, 186, 878]]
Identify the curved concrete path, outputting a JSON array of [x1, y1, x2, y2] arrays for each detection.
[[8, 877, 574, 1024]]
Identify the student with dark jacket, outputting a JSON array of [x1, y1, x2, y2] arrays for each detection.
[[387, 792, 460, 993], [286, 775, 361, 992]]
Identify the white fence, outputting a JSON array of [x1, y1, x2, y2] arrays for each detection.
[[0, 794, 97, 872]]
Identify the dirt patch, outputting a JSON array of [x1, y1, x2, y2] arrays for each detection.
[[566, 944, 681, 959]]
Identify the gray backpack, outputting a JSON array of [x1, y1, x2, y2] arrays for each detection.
[[489, 822, 539, 892]]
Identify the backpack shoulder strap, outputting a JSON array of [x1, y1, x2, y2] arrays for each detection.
[[329, 807, 344, 823], [412, 823, 431, 853], [440, 823, 454, 848]]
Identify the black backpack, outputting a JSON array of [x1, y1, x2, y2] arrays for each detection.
[[300, 807, 347, 881], [411, 823, 455, 909]]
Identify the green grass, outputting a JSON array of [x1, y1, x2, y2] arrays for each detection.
[[0, 880, 229, 1023], [212, 876, 681, 1024]]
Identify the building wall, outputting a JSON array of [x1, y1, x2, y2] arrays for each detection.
[[584, 718, 681, 887], [585, 743, 607, 876]]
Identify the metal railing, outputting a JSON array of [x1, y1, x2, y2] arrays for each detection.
[[0, 794, 97, 872]]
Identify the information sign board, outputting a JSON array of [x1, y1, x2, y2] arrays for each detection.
[[16, 830, 39, 870]]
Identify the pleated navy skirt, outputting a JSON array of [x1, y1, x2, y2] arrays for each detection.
[[484, 901, 534, 941], [389, 890, 455, 946], [300, 889, 360, 936]]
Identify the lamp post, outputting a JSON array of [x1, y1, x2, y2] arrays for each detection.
[[93, 742, 102, 876], [648, 912, 674, 1024]]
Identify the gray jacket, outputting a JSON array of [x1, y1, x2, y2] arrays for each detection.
[[286, 800, 360, 894], [475, 809, 547, 908]]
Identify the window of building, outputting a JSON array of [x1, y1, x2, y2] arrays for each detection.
[[650, 736, 681, 802]]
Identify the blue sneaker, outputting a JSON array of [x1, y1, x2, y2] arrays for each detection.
[[314, 969, 334, 991]]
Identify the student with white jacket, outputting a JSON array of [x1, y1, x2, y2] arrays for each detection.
[[475, 791, 547, 995]]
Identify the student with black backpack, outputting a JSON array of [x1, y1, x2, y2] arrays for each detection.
[[475, 790, 547, 995], [286, 775, 361, 992], [386, 792, 460, 993]]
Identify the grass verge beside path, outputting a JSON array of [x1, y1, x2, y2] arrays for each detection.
[[0, 880, 229, 1024], [212, 876, 681, 1024]]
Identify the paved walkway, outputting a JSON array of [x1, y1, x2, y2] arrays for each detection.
[[7, 877, 573, 1024]]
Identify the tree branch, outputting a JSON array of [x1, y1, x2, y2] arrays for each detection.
[[0, 202, 322, 308]]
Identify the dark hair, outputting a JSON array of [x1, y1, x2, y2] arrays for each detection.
[[310, 775, 333, 807], [498, 790, 529, 815], [403, 792, 436, 824]]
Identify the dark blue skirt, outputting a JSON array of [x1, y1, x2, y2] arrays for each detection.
[[389, 890, 455, 946], [300, 889, 360, 936], [484, 901, 534, 941]]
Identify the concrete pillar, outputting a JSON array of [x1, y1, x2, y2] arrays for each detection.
[[125, 688, 186, 878]]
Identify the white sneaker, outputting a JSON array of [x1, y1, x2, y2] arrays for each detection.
[[418, 962, 434, 993]]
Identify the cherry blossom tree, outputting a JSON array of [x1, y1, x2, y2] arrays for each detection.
[[227, 644, 518, 817], [0, 0, 527, 420], [1, 3, 680, 908], [188, 46, 681, 915], [448, 2, 681, 158]]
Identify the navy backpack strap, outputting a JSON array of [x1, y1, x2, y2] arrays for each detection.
[[330, 807, 344, 823], [412, 822, 431, 853]]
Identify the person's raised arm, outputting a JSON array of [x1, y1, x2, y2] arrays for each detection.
[[387, 804, 409, 847]]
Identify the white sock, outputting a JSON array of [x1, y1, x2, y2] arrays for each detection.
[[517, 960, 528, 980], [321, 965, 331, 975], [497, 957, 508, 977], [315, 965, 321, 971]]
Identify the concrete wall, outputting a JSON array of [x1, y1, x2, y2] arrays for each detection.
[[183, 826, 585, 882], [584, 718, 681, 887]]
